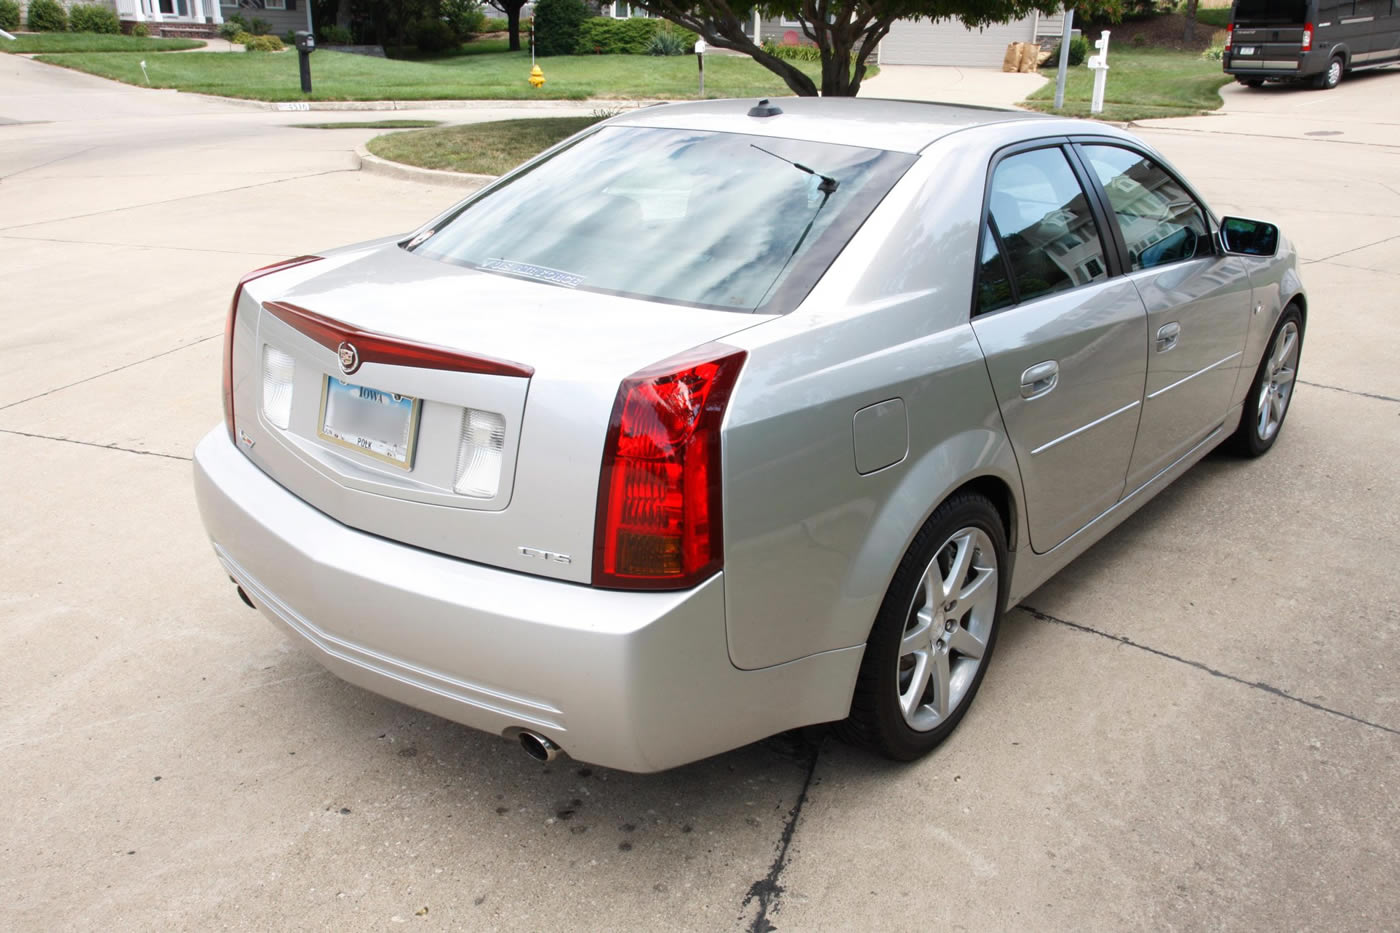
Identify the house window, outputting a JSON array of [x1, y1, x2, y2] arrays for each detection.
[[264, 0, 286, 9], [220, 0, 237, 7]]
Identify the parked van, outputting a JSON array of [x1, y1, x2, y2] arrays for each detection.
[[1223, 0, 1400, 88]]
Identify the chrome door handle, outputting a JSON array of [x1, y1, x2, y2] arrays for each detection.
[[1020, 361, 1059, 399], [1156, 322, 1181, 353]]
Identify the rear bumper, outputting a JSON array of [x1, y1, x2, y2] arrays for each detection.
[[192, 428, 860, 772], [1224, 49, 1326, 78]]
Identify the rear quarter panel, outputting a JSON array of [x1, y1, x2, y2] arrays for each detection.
[[719, 131, 1030, 672]]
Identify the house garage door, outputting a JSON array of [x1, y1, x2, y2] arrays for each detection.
[[881, 17, 1038, 67]]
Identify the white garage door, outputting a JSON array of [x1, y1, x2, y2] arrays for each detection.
[[881, 17, 1039, 67]]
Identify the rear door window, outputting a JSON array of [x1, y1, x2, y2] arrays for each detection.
[[1232, 0, 1308, 23], [1080, 144, 1211, 272], [978, 147, 1109, 314]]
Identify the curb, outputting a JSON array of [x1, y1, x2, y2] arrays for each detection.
[[209, 97, 657, 112], [355, 144, 495, 189]]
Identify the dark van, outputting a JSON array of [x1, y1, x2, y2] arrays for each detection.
[[1224, 0, 1400, 88]]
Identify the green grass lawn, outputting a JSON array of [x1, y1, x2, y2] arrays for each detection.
[[33, 47, 817, 101], [1027, 48, 1231, 121], [366, 116, 602, 175], [0, 33, 205, 53], [1195, 7, 1232, 29]]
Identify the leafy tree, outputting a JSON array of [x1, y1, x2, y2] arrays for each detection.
[[637, 0, 1119, 97]]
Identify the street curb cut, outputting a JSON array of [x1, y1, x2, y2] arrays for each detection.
[[355, 144, 495, 189]]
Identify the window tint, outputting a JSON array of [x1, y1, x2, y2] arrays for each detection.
[[984, 148, 1109, 308], [1082, 145, 1210, 272], [412, 126, 914, 314], [977, 221, 1015, 315]]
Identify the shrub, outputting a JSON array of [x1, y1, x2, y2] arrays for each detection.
[[217, 19, 243, 40], [319, 23, 352, 44], [410, 16, 458, 52], [26, 0, 67, 31], [482, 16, 507, 31], [761, 39, 820, 61], [1201, 42, 1225, 61], [442, 0, 485, 39], [130, 21, 147, 36], [576, 16, 655, 54], [242, 33, 284, 51], [646, 23, 692, 56], [1043, 34, 1089, 67], [0, 0, 19, 31], [250, 16, 271, 35], [224, 11, 250, 32], [280, 28, 295, 45], [533, 0, 587, 56], [69, 3, 121, 32]]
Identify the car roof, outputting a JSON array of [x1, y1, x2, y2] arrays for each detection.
[[604, 96, 1054, 154]]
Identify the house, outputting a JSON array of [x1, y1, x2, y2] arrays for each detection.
[[13, 0, 311, 38], [602, 3, 1068, 70]]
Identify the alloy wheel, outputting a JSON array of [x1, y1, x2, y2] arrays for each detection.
[[896, 527, 998, 731], [1257, 320, 1299, 442]]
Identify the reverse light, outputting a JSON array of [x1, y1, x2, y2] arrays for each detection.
[[453, 408, 506, 498], [224, 256, 322, 444], [1225, 23, 1233, 50], [1301, 23, 1312, 52], [261, 344, 296, 430], [592, 345, 747, 590]]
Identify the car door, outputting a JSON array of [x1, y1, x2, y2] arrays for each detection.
[[970, 144, 1149, 554], [1076, 143, 1253, 492]]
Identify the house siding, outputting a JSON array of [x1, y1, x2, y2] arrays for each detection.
[[222, 0, 309, 34], [881, 11, 1066, 67]]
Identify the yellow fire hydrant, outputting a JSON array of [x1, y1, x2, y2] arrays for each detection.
[[528, 65, 545, 88]]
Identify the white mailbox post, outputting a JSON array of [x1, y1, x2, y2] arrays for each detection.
[[695, 38, 707, 96], [1088, 30, 1111, 115]]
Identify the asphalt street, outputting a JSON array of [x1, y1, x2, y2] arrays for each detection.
[[2, 52, 1397, 931]]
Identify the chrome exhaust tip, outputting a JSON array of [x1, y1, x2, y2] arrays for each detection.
[[519, 731, 559, 763]]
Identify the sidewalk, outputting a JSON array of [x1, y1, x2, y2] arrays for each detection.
[[859, 64, 1046, 108]]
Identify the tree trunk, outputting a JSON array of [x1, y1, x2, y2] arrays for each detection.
[[507, 4, 521, 51], [1183, 0, 1199, 42]]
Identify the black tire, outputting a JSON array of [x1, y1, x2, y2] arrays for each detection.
[[1313, 56, 1343, 89], [1239, 78, 1265, 88], [1229, 305, 1304, 457], [836, 492, 1009, 761]]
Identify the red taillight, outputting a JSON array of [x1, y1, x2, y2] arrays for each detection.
[[592, 345, 747, 590], [1301, 23, 1312, 51], [1225, 23, 1233, 50], [224, 256, 321, 443]]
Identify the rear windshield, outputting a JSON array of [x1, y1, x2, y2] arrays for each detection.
[[409, 124, 914, 314], [1232, 0, 1308, 24]]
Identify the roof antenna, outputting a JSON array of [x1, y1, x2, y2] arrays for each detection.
[[747, 98, 783, 117]]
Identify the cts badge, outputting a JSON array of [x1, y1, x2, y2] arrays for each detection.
[[337, 341, 360, 375], [519, 546, 572, 565]]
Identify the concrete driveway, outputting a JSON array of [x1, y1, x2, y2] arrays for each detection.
[[2, 54, 1398, 931]]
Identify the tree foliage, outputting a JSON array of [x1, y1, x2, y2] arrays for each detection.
[[636, 0, 1123, 96]]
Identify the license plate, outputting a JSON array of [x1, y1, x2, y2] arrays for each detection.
[[318, 376, 421, 469], [1237, 46, 1256, 55]]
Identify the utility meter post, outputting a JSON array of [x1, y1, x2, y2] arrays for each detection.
[[294, 30, 315, 94], [694, 38, 706, 96], [1088, 30, 1111, 114]]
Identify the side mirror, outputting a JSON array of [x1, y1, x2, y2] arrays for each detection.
[[1219, 216, 1279, 257]]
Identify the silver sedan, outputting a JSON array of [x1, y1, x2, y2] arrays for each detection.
[[194, 98, 1305, 772]]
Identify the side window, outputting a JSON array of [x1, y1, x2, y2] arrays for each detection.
[[981, 147, 1109, 312], [1081, 144, 1210, 272]]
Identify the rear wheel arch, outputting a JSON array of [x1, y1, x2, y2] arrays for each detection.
[[950, 474, 1018, 556]]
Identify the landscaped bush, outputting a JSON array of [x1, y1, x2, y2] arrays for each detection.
[[761, 39, 820, 61], [250, 16, 271, 35], [69, 3, 121, 33], [26, 0, 67, 32], [0, 0, 21, 31], [410, 17, 458, 52], [482, 16, 507, 31], [1201, 42, 1225, 60], [241, 32, 284, 50], [223, 11, 249, 33], [130, 21, 147, 36], [646, 23, 692, 56], [575, 16, 656, 54], [319, 23, 352, 44], [217, 19, 243, 40], [533, 0, 588, 56], [1043, 34, 1089, 67], [442, 0, 485, 39], [280, 28, 295, 45]]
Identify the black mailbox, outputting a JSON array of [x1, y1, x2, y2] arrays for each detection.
[[294, 30, 316, 52], [294, 30, 314, 93]]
